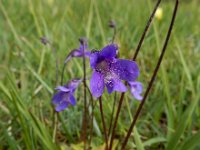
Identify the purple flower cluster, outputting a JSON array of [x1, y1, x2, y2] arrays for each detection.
[[52, 41, 143, 112]]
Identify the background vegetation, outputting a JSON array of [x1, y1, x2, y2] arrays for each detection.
[[0, 0, 199, 149]]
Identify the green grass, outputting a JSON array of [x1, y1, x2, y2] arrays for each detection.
[[0, 0, 200, 149]]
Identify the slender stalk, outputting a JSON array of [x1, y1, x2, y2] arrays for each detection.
[[50, 43, 59, 143], [133, 0, 162, 61], [61, 63, 66, 85], [61, 48, 78, 85], [52, 111, 58, 143], [109, 20, 116, 44], [109, 93, 125, 150], [41, 37, 59, 143], [40, 37, 59, 85], [85, 84, 95, 148], [88, 96, 94, 149], [108, 93, 117, 136], [89, 100, 94, 148], [50, 43, 58, 143], [81, 40, 88, 150], [99, 96, 108, 150], [121, 0, 179, 149], [111, 27, 116, 44], [109, 0, 161, 149], [52, 47, 59, 85]]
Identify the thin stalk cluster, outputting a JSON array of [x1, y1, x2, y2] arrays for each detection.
[[40, 37, 59, 143], [81, 39, 88, 149], [50, 0, 179, 149], [109, 0, 163, 149], [122, 0, 179, 148]]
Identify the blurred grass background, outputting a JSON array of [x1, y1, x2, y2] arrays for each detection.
[[0, 0, 199, 149]]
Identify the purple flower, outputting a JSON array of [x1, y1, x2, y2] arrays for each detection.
[[52, 79, 81, 112], [89, 44, 139, 98], [64, 38, 90, 64], [128, 81, 143, 100]]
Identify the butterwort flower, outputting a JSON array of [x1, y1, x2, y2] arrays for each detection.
[[52, 79, 81, 112], [128, 81, 143, 100], [89, 44, 139, 98], [64, 38, 90, 64]]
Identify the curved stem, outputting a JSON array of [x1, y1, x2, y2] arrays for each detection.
[[99, 96, 108, 150], [81, 43, 88, 150], [121, 0, 179, 149], [43, 39, 59, 143], [61, 63, 66, 85], [111, 27, 117, 44], [52, 111, 58, 142], [109, 93, 125, 150], [108, 92, 117, 136], [109, 0, 162, 149], [85, 84, 95, 148], [52, 46, 59, 85], [88, 97, 94, 149], [132, 0, 162, 61]]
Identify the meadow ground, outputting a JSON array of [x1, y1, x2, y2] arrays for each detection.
[[0, 0, 200, 149]]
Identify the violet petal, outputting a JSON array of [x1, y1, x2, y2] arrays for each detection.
[[101, 44, 118, 59], [106, 78, 127, 94], [55, 101, 69, 112], [68, 79, 82, 92], [112, 59, 139, 82], [55, 86, 70, 92], [90, 52, 101, 69], [129, 81, 143, 100], [69, 94, 76, 106], [90, 71, 105, 98], [52, 91, 64, 104]]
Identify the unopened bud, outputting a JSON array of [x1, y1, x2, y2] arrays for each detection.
[[79, 37, 87, 45], [40, 37, 49, 45], [108, 20, 116, 28]]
